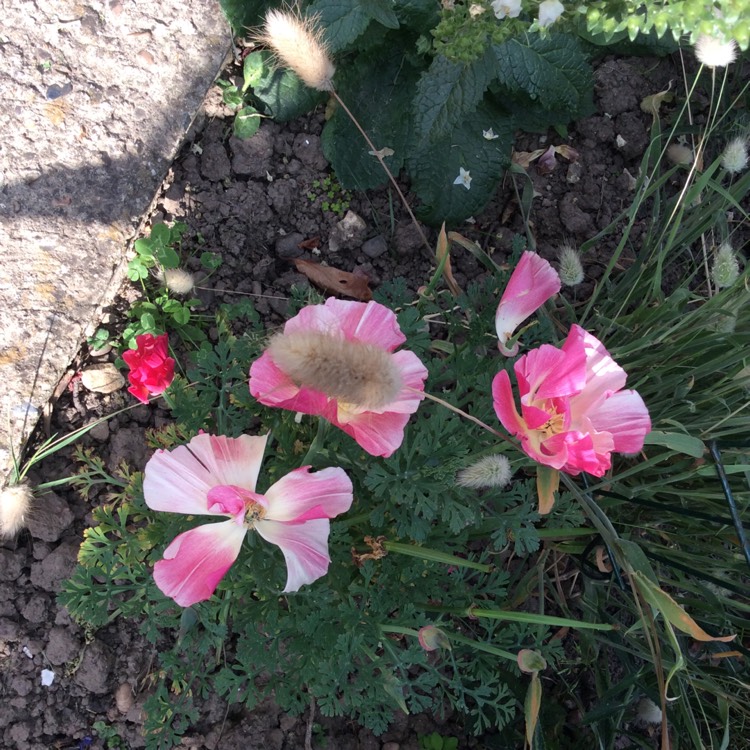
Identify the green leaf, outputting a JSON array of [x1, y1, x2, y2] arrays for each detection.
[[134, 238, 154, 258], [413, 47, 496, 145], [322, 48, 420, 190], [407, 98, 513, 225], [139, 312, 156, 331], [366, 0, 400, 29], [492, 33, 593, 120], [307, 0, 375, 52], [642, 430, 706, 458], [234, 106, 262, 139], [155, 245, 180, 269], [247, 51, 326, 121], [219, 0, 274, 33], [150, 223, 171, 245]]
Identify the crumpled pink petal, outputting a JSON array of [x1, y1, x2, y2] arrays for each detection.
[[496, 252, 561, 356], [493, 324, 650, 477]]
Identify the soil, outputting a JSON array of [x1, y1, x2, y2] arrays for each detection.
[[2, 50, 689, 750]]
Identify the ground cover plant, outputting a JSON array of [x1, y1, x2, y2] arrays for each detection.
[[2, 3, 749, 750]]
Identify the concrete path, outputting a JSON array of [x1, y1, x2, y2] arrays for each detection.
[[0, 0, 232, 483]]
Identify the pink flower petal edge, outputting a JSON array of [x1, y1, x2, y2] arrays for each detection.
[[496, 251, 561, 356]]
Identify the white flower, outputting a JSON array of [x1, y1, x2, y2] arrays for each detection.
[[483, 127, 499, 140], [538, 0, 564, 27], [453, 167, 472, 190], [491, 0, 522, 20], [469, 3, 486, 17], [721, 136, 749, 174], [694, 34, 738, 67]]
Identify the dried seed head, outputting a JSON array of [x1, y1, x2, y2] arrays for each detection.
[[711, 241, 741, 288], [267, 331, 402, 409], [0, 483, 33, 538], [258, 9, 335, 92], [456, 455, 512, 489], [157, 268, 195, 295], [666, 143, 693, 166], [721, 136, 749, 174], [694, 34, 738, 67], [557, 244, 584, 287]]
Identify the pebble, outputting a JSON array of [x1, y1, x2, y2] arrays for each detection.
[[79, 363, 125, 394]]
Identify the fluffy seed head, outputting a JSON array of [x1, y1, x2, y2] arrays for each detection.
[[456, 455, 512, 489], [0, 483, 32, 538], [557, 244, 584, 287], [694, 34, 738, 67], [721, 136, 749, 174], [666, 143, 693, 166], [637, 698, 663, 725], [259, 9, 335, 92], [711, 241, 741, 288], [157, 268, 195, 295], [267, 331, 402, 409]]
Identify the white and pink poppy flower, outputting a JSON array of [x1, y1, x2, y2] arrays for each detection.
[[249, 298, 428, 458], [496, 251, 561, 356], [143, 433, 353, 606], [492, 324, 650, 477]]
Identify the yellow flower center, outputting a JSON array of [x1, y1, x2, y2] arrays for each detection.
[[243, 500, 267, 529]]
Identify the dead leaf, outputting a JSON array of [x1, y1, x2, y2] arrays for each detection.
[[297, 237, 321, 250], [555, 144, 580, 162], [80, 364, 125, 394], [293, 259, 372, 301], [640, 85, 674, 120], [436, 223, 462, 297], [512, 148, 546, 169]]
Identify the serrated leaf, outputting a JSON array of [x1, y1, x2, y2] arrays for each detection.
[[322, 49, 419, 190], [414, 46, 496, 145], [247, 51, 326, 121], [307, 0, 374, 52], [493, 33, 593, 116], [407, 98, 513, 225], [234, 106, 262, 139]]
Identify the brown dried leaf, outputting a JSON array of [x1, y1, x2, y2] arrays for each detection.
[[640, 87, 674, 119], [293, 259, 372, 301], [555, 144, 580, 162], [298, 237, 321, 250], [512, 148, 546, 169], [436, 223, 462, 297]]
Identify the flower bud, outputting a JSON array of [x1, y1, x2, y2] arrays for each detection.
[[418, 625, 451, 651], [456, 455, 512, 489], [711, 241, 740, 289], [721, 136, 749, 175], [0, 483, 32, 538], [557, 244, 584, 287]]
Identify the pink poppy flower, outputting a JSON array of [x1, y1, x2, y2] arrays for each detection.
[[123, 333, 175, 403], [249, 298, 428, 458], [492, 324, 651, 477], [496, 252, 561, 356], [143, 433, 353, 606]]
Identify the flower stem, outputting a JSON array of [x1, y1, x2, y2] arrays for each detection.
[[411, 388, 508, 440], [331, 90, 431, 255], [383, 540, 492, 573], [301, 417, 329, 466]]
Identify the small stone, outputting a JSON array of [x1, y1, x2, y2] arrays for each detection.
[[73, 639, 112, 695], [26, 491, 74, 542], [328, 211, 367, 253], [88, 420, 110, 441], [80, 363, 125, 394], [115, 682, 134, 714], [566, 162, 583, 184], [362, 235, 388, 259], [275, 232, 305, 259], [46, 626, 82, 666]]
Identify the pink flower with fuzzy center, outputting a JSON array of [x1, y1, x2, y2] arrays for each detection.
[[492, 324, 650, 477], [249, 298, 428, 458], [143, 433, 353, 606], [496, 252, 561, 356]]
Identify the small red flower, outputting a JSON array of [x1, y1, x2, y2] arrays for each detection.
[[123, 333, 175, 403]]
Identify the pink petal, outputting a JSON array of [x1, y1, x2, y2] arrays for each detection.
[[249, 352, 332, 415], [544, 430, 606, 476], [378, 350, 428, 413], [496, 252, 561, 356], [264, 466, 353, 523], [329, 298, 406, 351], [587, 390, 651, 453], [335, 410, 413, 458], [492, 370, 525, 437], [153, 521, 246, 606], [254, 518, 332, 592], [143, 433, 267, 515], [518, 341, 586, 401]]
